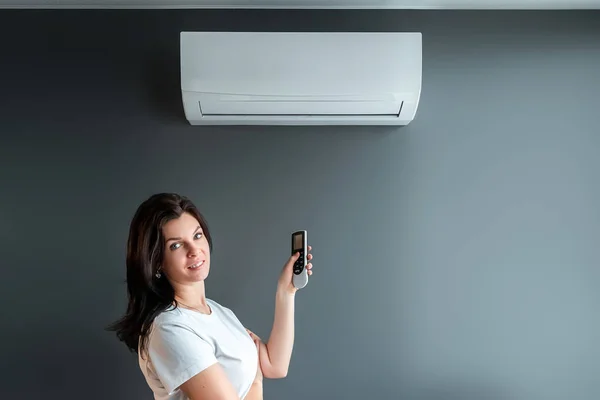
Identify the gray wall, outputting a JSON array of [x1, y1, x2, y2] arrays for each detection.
[[1, 9, 599, 400]]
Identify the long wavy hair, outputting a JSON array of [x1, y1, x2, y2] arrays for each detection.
[[107, 193, 213, 356]]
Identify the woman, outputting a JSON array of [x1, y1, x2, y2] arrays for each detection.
[[107, 193, 314, 400]]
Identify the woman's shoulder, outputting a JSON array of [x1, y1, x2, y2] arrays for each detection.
[[150, 299, 239, 329], [206, 298, 228, 311], [153, 299, 231, 323], [206, 298, 238, 318], [149, 305, 195, 333]]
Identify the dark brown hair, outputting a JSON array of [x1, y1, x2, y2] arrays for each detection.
[[107, 193, 213, 355]]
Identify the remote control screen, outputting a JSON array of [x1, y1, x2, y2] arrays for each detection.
[[293, 234, 303, 251]]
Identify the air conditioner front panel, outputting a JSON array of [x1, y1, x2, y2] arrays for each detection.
[[180, 31, 422, 126], [180, 32, 422, 96]]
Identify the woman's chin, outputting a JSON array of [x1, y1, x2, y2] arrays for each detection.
[[185, 267, 209, 281]]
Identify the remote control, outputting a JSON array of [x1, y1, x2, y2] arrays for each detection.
[[291, 230, 308, 289]]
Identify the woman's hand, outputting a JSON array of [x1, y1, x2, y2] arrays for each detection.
[[244, 330, 265, 400], [277, 245, 314, 295], [247, 329, 264, 384]]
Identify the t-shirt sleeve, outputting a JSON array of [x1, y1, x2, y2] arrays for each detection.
[[147, 322, 218, 394]]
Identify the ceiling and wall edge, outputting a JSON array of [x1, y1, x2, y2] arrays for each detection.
[[1, 0, 600, 9]]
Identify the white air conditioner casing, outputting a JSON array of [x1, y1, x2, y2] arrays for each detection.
[[180, 31, 422, 126]]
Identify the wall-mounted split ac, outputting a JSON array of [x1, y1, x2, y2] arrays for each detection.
[[180, 31, 422, 126]]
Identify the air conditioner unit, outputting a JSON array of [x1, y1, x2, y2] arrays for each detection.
[[180, 31, 422, 126]]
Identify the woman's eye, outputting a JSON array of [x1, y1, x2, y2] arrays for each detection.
[[169, 233, 201, 250]]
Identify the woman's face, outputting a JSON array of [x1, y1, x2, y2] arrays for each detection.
[[160, 212, 211, 285]]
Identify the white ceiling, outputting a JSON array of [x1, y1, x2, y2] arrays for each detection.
[[1, 0, 600, 9]]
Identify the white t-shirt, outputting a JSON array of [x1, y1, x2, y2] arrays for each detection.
[[138, 298, 258, 400]]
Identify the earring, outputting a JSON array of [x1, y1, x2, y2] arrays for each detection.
[[155, 268, 162, 279]]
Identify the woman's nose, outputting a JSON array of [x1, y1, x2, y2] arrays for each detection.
[[187, 245, 199, 257]]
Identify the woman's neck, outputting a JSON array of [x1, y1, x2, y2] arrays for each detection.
[[173, 281, 208, 310]]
